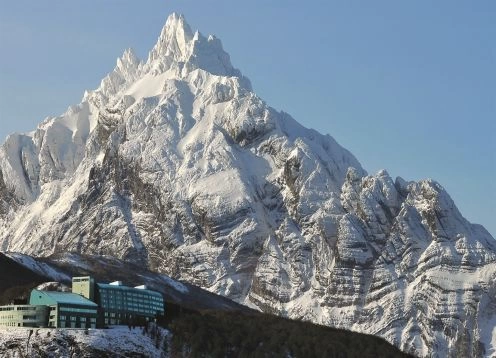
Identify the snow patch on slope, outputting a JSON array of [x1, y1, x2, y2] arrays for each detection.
[[0, 326, 168, 357], [6, 253, 70, 282]]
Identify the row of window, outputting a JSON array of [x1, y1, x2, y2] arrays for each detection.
[[60, 316, 96, 323], [100, 301, 162, 308], [101, 296, 163, 303], [101, 304, 161, 315], [100, 296, 162, 303], [59, 307, 97, 314], [103, 307, 160, 315], [100, 297, 161, 304], [0, 315, 16, 320], [0, 315, 42, 320], [0, 306, 44, 312], [104, 315, 153, 325], [104, 312, 148, 318], [22, 315, 38, 320], [102, 301, 160, 307], [0, 318, 43, 324], [60, 322, 96, 328], [73, 278, 90, 282], [100, 303, 163, 311], [101, 291, 161, 297], [100, 298, 163, 307], [100, 291, 161, 299]]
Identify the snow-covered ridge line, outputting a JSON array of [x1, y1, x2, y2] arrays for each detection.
[[6, 252, 70, 282]]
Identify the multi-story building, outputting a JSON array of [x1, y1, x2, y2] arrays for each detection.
[[96, 282, 165, 325], [0, 305, 48, 328], [29, 290, 98, 328], [0, 277, 164, 329], [71, 277, 165, 326]]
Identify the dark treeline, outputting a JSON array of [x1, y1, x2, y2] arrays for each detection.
[[160, 303, 413, 358]]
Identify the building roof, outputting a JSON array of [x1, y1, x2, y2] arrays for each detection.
[[30, 290, 97, 306], [96, 283, 162, 296]]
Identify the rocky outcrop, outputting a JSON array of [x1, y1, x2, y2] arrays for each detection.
[[0, 13, 494, 357]]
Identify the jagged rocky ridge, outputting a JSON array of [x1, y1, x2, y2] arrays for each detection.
[[0, 13, 495, 357]]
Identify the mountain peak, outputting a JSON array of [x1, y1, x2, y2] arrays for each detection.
[[164, 12, 188, 29], [148, 13, 194, 63], [116, 48, 140, 76], [146, 14, 242, 78]]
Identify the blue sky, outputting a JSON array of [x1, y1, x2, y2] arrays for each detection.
[[0, 1, 494, 236]]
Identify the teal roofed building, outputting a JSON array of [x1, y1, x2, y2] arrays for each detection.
[[29, 290, 98, 328]]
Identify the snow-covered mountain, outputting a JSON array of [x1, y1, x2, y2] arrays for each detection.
[[0, 13, 495, 357]]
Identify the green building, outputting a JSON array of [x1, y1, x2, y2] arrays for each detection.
[[96, 282, 164, 325], [71, 277, 165, 326], [0, 276, 164, 329], [29, 290, 98, 328], [0, 305, 48, 328]]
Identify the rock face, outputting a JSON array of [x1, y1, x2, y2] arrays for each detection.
[[0, 13, 494, 357]]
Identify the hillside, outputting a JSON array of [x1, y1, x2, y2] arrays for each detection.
[[0, 252, 410, 357]]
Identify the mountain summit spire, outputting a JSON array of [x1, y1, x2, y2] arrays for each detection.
[[150, 13, 194, 61], [146, 13, 242, 78]]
